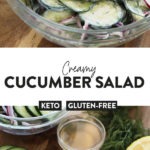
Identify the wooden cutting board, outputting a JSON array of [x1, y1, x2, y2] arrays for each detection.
[[0, 127, 61, 150], [0, 0, 150, 47], [0, 107, 150, 150]]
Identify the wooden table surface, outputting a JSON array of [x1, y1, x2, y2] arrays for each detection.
[[0, 0, 150, 47], [0, 127, 61, 150]]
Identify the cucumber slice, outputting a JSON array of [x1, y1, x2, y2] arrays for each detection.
[[0, 117, 10, 124], [40, 111, 60, 121], [38, 0, 66, 11], [13, 106, 32, 118], [25, 106, 41, 117], [35, 106, 51, 116], [39, 110, 51, 116], [21, 0, 35, 8], [0, 146, 26, 150], [59, 0, 93, 12], [124, 0, 149, 16], [35, 106, 60, 121], [132, 13, 144, 21], [121, 10, 133, 25], [79, 0, 125, 28], [0, 146, 13, 150], [42, 9, 74, 22]]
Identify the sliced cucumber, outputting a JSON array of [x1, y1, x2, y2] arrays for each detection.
[[59, 0, 93, 12], [132, 13, 144, 21], [35, 106, 60, 121], [40, 111, 59, 121], [35, 106, 57, 117], [25, 106, 41, 117], [34, 106, 51, 116], [42, 9, 74, 22], [124, 0, 149, 16], [38, 110, 51, 116], [0, 146, 26, 150], [13, 106, 59, 120], [121, 10, 133, 25], [0, 117, 10, 124], [38, 0, 66, 11], [0, 146, 13, 150], [79, 0, 125, 28], [13, 106, 32, 118]]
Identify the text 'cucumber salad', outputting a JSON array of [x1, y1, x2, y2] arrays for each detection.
[[21, 0, 150, 30]]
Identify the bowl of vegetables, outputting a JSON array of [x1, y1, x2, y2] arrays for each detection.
[[7, 0, 150, 47], [0, 106, 68, 135]]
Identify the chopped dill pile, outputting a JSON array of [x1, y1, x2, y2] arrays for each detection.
[[88, 107, 148, 150]]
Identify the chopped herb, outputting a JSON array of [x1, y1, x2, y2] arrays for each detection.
[[88, 107, 149, 150]]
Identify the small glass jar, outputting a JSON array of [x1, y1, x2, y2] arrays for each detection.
[[57, 115, 106, 150]]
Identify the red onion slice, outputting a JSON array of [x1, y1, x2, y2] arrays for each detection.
[[61, 16, 76, 25], [7, 106, 18, 125], [144, 0, 150, 8], [81, 22, 89, 40]]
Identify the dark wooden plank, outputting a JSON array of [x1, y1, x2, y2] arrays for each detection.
[[0, 127, 61, 150]]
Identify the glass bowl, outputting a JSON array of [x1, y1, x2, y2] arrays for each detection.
[[7, 0, 150, 47], [57, 115, 106, 150], [0, 110, 68, 135]]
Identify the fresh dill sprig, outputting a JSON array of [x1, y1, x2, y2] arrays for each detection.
[[88, 107, 147, 150]]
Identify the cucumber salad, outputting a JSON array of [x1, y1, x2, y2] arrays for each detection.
[[22, 0, 150, 30], [0, 106, 60, 126]]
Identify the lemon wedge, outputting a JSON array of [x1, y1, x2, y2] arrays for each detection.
[[127, 136, 150, 150]]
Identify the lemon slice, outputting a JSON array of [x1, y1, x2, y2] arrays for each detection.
[[127, 136, 150, 150]]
